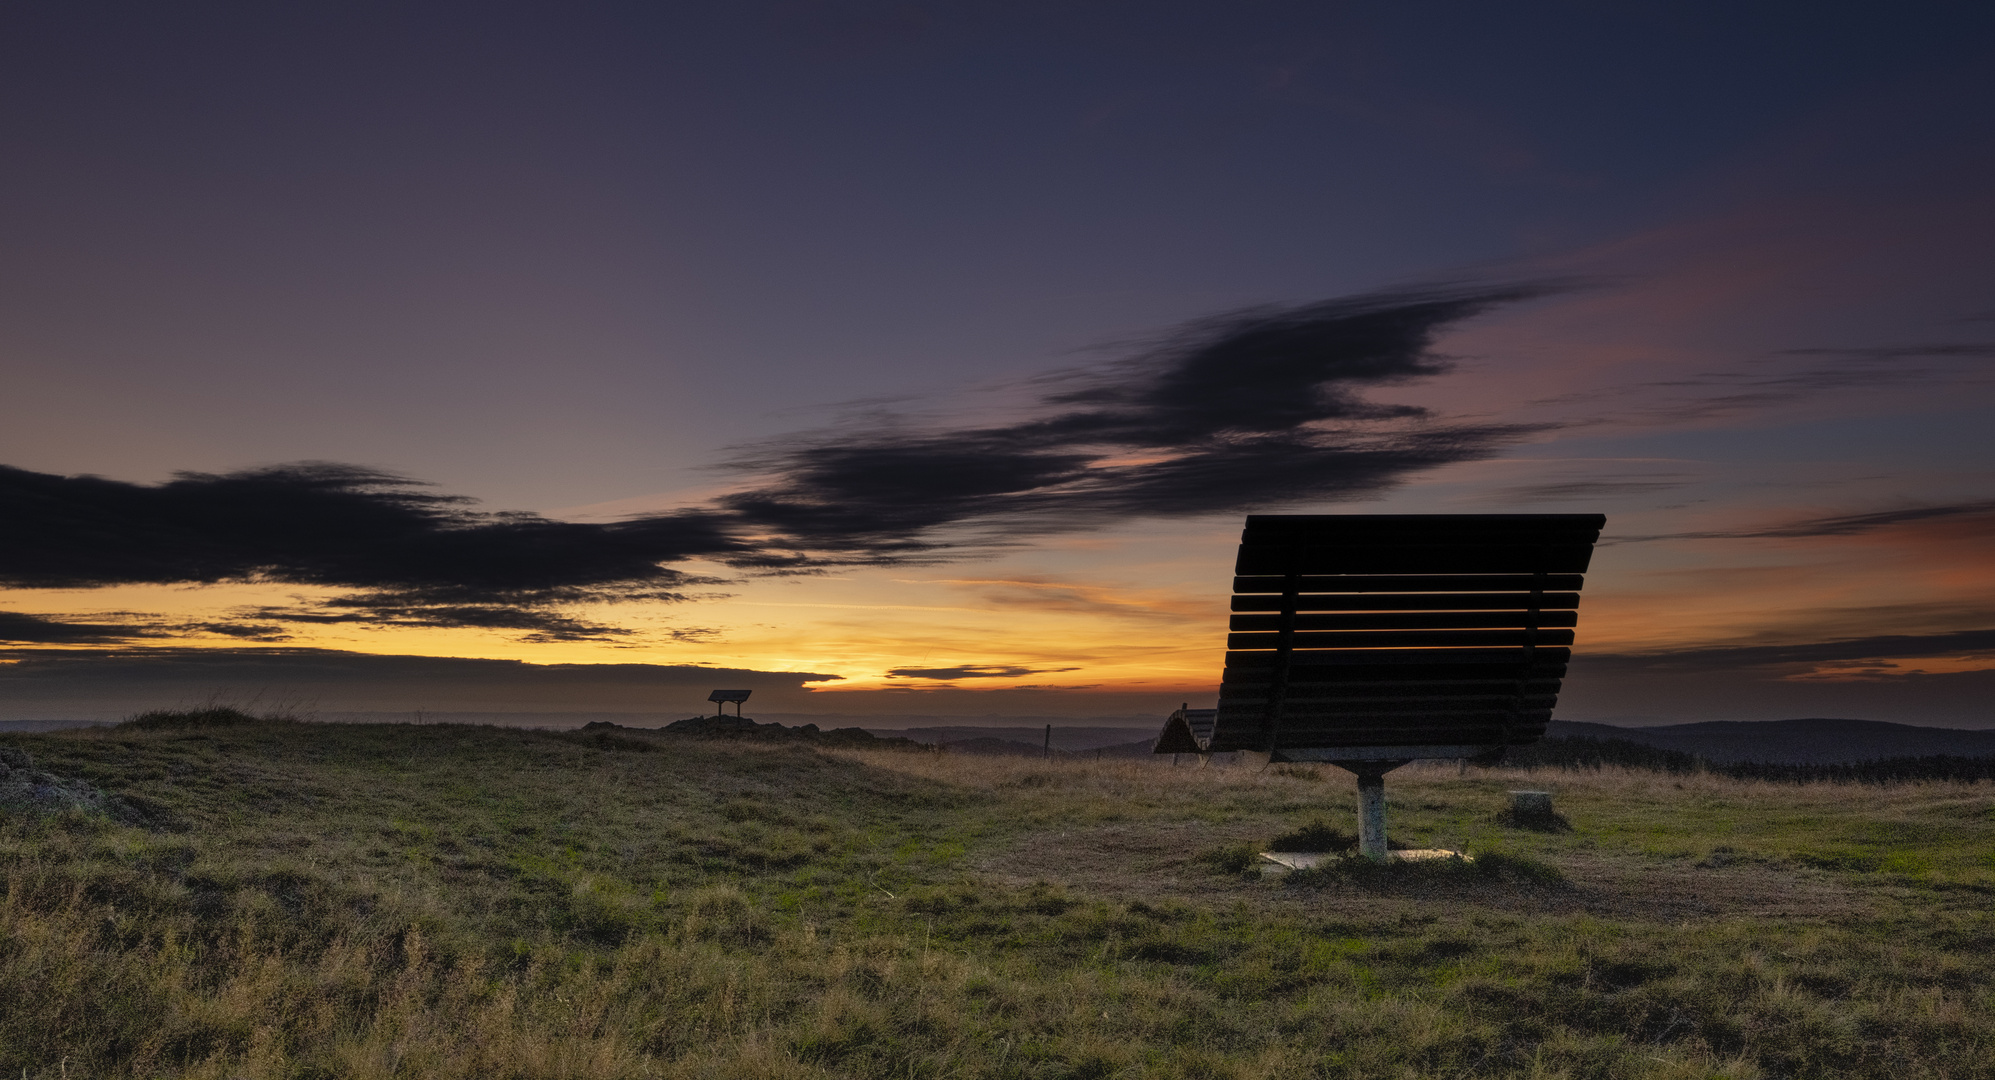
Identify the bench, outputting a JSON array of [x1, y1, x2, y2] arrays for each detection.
[[1155, 513, 1606, 856]]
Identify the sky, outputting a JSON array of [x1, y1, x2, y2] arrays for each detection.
[[4, 2, 1994, 727]]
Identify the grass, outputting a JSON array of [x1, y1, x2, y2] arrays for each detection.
[[0, 712, 1991, 1078]]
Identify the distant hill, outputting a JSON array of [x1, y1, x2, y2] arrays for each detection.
[[937, 737, 1050, 756], [0, 719, 111, 733], [873, 725, 1158, 753], [1548, 718, 1995, 764], [19, 712, 1986, 766], [925, 735, 1159, 759]]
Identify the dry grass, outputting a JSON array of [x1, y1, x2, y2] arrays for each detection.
[[1, 719, 1992, 1078]]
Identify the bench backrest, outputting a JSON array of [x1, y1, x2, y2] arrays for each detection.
[[1203, 514, 1605, 756]]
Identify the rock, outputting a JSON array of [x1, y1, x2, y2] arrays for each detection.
[[0, 746, 116, 817], [1498, 789, 1571, 832], [1510, 790, 1555, 819]]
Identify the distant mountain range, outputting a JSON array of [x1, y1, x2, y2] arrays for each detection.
[[1547, 718, 1995, 765], [896, 718, 1995, 765]]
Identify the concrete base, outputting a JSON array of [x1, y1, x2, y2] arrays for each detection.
[[1391, 848, 1467, 863], [1259, 850, 1467, 871]]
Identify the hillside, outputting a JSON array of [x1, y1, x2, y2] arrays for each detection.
[[1, 711, 1991, 1078]]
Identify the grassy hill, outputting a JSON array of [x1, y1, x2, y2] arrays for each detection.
[[3, 712, 1993, 1078]]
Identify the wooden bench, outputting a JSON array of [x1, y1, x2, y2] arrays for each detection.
[[1156, 513, 1606, 856]]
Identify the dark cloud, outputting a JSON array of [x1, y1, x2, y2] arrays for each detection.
[[0, 462, 744, 639], [719, 284, 1557, 553], [182, 622, 293, 642], [1580, 628, 1995, 673], [0, 611, 157, 645], [0, 462, 743, 591], [885, 664, 1080, 680], [3, 286, 1557, 638], [0, 611, 301, 645]]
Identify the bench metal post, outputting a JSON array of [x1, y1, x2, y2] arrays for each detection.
[[1357, 771, 1388, 859], [1334, 759, 1407, 860]]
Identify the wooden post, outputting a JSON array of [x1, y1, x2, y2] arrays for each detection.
[[1043, 724, 1051, 759]]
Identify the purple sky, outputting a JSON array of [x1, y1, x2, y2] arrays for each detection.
[[4, 3, 1993, 726]]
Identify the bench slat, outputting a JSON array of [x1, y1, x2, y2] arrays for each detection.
[[1236, 544, 1599, 575], [1233, 574, 1585, 594], [1226, 629, 1577, 650], [1222, 647, 1571, 668], [1232, 591, 1581, 611], [1228, 611, 1579, 632]]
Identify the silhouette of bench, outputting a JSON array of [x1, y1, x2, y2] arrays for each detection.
[[1155, 514, 1606, 856]]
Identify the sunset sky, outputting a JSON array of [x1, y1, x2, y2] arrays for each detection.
[[4, 3, 1993, 726]]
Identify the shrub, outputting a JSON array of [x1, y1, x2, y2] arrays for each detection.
[[118, 707, 290, 731], [1195, 843, 1259, 875]]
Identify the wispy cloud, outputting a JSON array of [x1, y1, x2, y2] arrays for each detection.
[[1610, 499, 1995, 545], [907, 577, 1214, 623], [1581, 628, 1995, 673], [1526, 341, 1995, 431], [228, 596, 643, 644], [1484, 474, 1694, 504], [885, 664, 1081, 680]]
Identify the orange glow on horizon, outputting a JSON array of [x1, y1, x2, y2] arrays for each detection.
[[7, 497, 1994, 700]]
